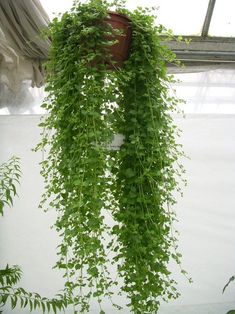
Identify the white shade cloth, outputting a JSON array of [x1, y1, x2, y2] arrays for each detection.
[[0, 0, 50, 91]]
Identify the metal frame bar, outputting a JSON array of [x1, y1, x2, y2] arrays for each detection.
[[161, 0, 235, 64], [201, 0, 217, 37], [172, 36, 235, 44], [163, 35, 235, 63], [173, 51, 235, 63]]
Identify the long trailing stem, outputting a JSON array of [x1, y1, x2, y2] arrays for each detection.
[[111, 5, 187, 313], [36, 1, 186, 313]]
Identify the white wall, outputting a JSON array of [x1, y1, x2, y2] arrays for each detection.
[[161, 115, 235, 314], [0, 114, 235, 314], [0, 116, 64, 301]]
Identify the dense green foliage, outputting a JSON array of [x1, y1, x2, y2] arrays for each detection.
[[0, 264, 66, 313], [0, 157, 67, 313], [0, 156, 21, 216], [112, 9, 186, 312], [36, 0, 186, 313]]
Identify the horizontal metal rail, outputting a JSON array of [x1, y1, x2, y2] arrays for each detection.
[[163, 36, 235, 63]]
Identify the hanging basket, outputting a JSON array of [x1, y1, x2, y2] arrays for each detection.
[[105, 11, 132, 69]]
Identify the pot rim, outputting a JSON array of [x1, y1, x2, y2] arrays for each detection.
[[107, 11, 132, 23]]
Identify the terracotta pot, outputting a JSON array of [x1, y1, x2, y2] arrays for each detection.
[[104, 11, 132, 69]]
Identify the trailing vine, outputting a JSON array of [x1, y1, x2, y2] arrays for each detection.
[[36, 0, 187, 313], [112, 7, 186, 313], [36, 1, 121, 312]]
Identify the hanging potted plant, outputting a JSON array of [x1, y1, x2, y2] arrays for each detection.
[[36, 0, 188, 313]]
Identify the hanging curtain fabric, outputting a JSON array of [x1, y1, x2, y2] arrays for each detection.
[[0, 0, 50, 91]]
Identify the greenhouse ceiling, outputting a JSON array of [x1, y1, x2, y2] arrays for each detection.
[[40, 0, 235, 65]]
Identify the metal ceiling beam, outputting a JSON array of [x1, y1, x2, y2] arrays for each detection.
[[173, 51, 235, 62], [164, 36, 235, 63], [201, 0, 217, 37]]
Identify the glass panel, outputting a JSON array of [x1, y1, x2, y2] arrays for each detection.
[[40, 0, 209, 35], [127, 0, 209, 35], [40, 0, 74, 19], [209, 0, 235, 37], [174, 69, 235, 114]]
